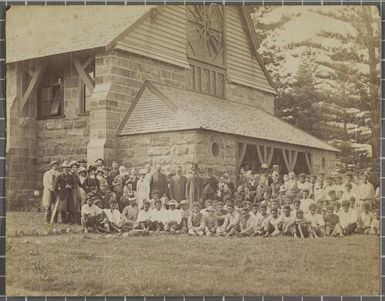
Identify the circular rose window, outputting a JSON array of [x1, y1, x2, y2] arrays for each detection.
[[212, 142, 220, 157]]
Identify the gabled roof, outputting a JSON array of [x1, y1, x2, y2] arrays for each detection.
[[6, 5, 154, 63], [117, 81, 340, 153]]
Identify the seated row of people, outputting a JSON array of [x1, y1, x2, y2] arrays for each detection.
[[80, 192, 380, 237]]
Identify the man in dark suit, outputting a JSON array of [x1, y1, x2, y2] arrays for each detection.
[[203, 167, 219, 201], [54, 161, 75, 224], [150, 164, 168, 197], [169, 166, 187, 203], [186, 167, 204, 209]]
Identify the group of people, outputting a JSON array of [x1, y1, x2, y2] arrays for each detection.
[[42, 158, 380, 238]]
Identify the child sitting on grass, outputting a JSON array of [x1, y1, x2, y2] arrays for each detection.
[[293, 209, 310, 238], [262, 207, 282, 237], [135, 201, 152, 230], [103, 200, 122, 232], [369, 210, 380, 235], [188, 202, 205, 236], [324, 205, 343, 237], [357, 203, 372, 234], [305, 203, 325, 238], [338, 200, 357, 235], [204, 206, 219, 236], [238, 207, 256, 237], [164, 200, 182, 233]]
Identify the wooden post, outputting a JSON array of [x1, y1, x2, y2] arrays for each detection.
[[74, 57, 95, 94], [20, 63, 46, 116]]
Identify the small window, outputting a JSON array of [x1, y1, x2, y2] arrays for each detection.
[[212, 142, 219, 157], [321, 157, 326, 169], [37, 65, 64, 119], [79, 59, 95, 115]]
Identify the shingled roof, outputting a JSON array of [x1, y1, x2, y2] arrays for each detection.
[[6, 5, 154, 63], [117, 81, 340, 153]]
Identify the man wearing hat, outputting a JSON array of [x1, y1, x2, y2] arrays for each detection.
[[297, 173, 312, 196], [70, 160, 82, 224], [121, 199, 139, 231], [164, 200, 182, 233], [78, 159, 87, 168], [179, 200, 191, 232], [150, 164, 168, 198], [81, 193, 104, 233], [202, 167, 218, 201], [204, 206, 219, 236], [136, 168, 150, 209], [82, 165, 100, 198], [42, 160, 60, 223], [107, 160, 120, 191], [54, 161, 76, 224], [169, 166, 187, 203], [186, 166, 204, 209], [77, 166, 88, 206], [357, 173, 375, 211], [95, 158, 105, 168]]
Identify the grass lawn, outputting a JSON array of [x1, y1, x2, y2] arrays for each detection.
[[6, 212, 380, 296]]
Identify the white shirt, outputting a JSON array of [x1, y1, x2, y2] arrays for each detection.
[[358, 212, 372, 228], [254, 212, 267, 230], [305, 213, 325, 227], [165, 209, 182, 224], [300, 198, 315, 214], [151, 208, 168, 223], [81, 204, 102, 216], [262, 214, 282, 228], [103, 208, 121, 224], [338, 210, 356, 228], [137, 209, 152, 222]]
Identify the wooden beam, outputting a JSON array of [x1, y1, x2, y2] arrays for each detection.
[[74, 57, 95, 94], [20, 63, 46, 115], [82, 56, 93, 70]]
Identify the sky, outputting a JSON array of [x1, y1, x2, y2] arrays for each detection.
[[258, 6, 379, 75]]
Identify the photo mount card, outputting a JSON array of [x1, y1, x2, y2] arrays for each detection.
[[4, 3, 381, 296]]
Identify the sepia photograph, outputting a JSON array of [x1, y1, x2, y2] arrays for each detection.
[[5, 4, 380, 296]]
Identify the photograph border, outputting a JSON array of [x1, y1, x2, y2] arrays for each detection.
[[0, 0, 383, 299]]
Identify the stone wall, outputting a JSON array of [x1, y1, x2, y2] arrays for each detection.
[[118, 130, 197, 176], [312, 149, 338, 175], [35, 59, 89, 190], [226, 81, 275, 115], [87, 49, 187, 166], [6, 63, 39, 208], [195, 131, 237, 182]]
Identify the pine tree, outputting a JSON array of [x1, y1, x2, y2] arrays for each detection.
[[311, 6, 381, 163]]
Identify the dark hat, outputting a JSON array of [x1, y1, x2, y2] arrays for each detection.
[[95, 158, 105, 164], [78, 166, 87, 174], [78, 159, 87, 164], [152, 189, 160, 197], [88, 165, 97, 172]]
